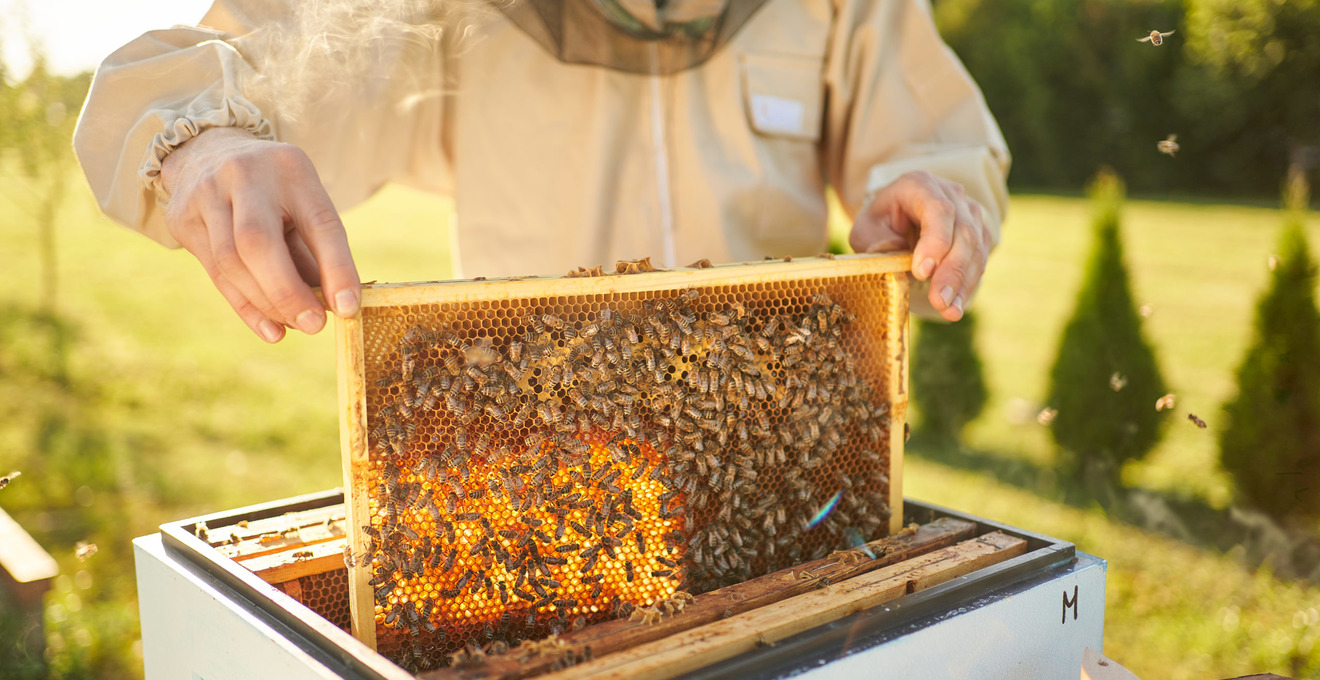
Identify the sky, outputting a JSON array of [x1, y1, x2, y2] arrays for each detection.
[[1, 0, 215, 78]]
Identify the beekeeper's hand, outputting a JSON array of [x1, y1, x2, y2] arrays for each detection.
[[161, 127, 361, 343], [848, 171, 993, 322]]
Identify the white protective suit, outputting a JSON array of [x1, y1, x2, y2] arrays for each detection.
[[73, 0, 1009, 287]]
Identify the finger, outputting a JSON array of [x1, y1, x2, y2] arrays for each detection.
[[929, 203, 982, 321], [230, 189, 326, 334], [959, 221, 994, 302], [204, 198, 284, 324], [286, 230, 322, 286], [849, 210, 908, 254], [870, 172, 957, 281], [174, 216, 286, 343], [282, 152, 361, 317]]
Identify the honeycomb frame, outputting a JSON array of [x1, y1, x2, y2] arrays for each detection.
[[336, 254, 910, 668]]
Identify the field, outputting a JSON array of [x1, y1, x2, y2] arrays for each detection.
[[1, 177, 1319, 679]]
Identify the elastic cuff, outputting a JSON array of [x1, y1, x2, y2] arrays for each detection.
[[139, 95, 275, 206]]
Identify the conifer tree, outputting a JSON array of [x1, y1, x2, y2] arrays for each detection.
[[1046, 169, 1167, 482], [911, 311, 988, 443], [1219, 167, 1320, 520]]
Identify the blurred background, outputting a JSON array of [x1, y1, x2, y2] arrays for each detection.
[[0, 0, 1318, 678]]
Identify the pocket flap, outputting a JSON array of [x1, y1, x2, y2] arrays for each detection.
[[740, 52, 824, 142]]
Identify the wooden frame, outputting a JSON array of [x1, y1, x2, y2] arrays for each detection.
[[335, 253, 912, 650]]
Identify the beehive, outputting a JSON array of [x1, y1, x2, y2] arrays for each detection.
[[336, 254, 910, 672]]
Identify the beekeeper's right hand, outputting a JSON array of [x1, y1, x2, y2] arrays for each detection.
[[161, 127, 362, 343]]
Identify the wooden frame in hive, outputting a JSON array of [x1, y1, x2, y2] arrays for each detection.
[[335, 253, 911, 668]]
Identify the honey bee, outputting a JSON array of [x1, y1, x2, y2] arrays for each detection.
[[292, 549, 313, 561], [1155, 393, 1177, 411], [1157, 134, 1179, 157], [1137, 29, 1175, 46], [75, 541, 98, 562], [1187, 413, 1207, 429]]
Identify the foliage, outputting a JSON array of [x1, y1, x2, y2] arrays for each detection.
[[1219, 168, 1320, 520], [911, 311, 988, 442], [1172, 0, 1320, 196], [1045, 170, 1168, 482], [933, 0, 1320, 199], [0, 52, 88, 318]]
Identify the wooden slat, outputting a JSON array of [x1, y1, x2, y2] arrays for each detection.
[[358, 254, 913, 308], [338, 312, 377, 649], [885, 272, 909, 535], [428, 517, 976, 680], [241, 537, 348, 584], [208, 506, 346, 560], [539, 531, 1027, 680]]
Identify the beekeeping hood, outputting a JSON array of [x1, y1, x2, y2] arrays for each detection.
[[492, 0, 770, 74]]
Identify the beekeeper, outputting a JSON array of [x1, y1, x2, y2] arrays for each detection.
[[73, 0, 1009, 344]]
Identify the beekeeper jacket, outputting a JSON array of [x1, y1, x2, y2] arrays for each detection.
[[73, 0, 1010, 283]]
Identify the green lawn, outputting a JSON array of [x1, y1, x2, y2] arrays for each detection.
[[1, 175, 1318, 679]]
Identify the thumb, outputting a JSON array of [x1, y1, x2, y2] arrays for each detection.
[[849, 210, 911, 254]]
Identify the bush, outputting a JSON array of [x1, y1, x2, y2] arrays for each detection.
[[911, 311, 988, 443], [1219, 168, 1320, 520], [1045, 169, 1168, 482]]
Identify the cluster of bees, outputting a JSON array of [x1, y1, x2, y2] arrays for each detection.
[[360, 287, 891, 671]]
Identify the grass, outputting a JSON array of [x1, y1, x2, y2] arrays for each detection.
[[1, 170, 1319, 678]]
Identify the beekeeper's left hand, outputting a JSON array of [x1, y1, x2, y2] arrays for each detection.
[[848, 171, 993, 322]]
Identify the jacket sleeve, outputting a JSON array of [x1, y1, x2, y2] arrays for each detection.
[[822, 0, 1010, 244], [73, 0, 450, 248]]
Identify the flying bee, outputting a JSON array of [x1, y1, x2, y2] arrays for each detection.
[[1137, 29, 1175, 46], [1187, 413, 1207, 429], [1155, 393, 1177, 411], [75, 541, 98, 562], [1157, 134, 1179, 157]]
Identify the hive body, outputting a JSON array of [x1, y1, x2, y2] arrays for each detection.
[[336, 255, 910, 671]]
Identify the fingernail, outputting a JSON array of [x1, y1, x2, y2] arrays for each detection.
[[296, 309, 325, 334], [917, 258, 936, 280], [258, 320, 283, 343], [939, 285, 955, 307], [952, 295, 964, 314], [334, 288, 359, 316]]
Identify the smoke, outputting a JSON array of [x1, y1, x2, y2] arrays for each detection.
[[236, 0, 502, 121]]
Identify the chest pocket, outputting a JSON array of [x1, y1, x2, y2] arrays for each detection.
[[739, 52, 824, 142]]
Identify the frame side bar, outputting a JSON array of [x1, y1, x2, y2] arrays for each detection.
[[338, 313, 378, 649]]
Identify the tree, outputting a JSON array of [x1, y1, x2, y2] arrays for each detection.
[[1173, 0, 1320, 197], [1219, 167, 1320, 520], [1046, 169, 1168, 483], [911, 311, 988, 444]]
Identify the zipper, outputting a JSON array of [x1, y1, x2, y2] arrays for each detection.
[[648, 44, 677, 268]]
